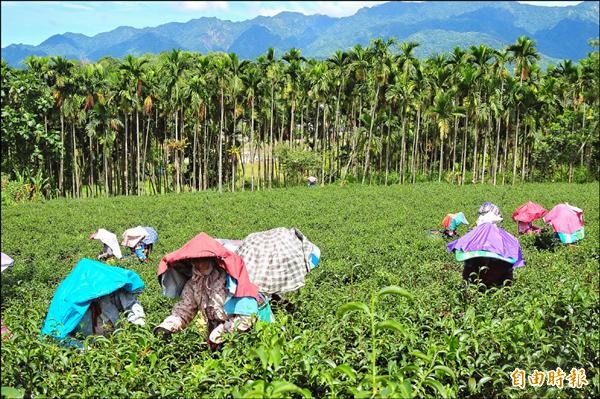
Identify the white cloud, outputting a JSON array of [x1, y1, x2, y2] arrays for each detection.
[[518, 1, 582, 6], [176, 1, 229, 11], [23, 1, 96, 11], [244, 1, 389, 19], [60, 3, 95, 11], [304, 1, 389, 18]]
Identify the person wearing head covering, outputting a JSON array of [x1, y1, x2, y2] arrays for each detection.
[[441, 212, 469, 238], [512, 201, 547, 235], [121, 226, 158, 262], [154, 258, 255, 350], [448, 215, 524, 287], [544, 203, 585, 244], [40, 259, 145, 348], [477, 202, 503, 226], [154, 233, 269, 350], [90, 229, 123, 260]]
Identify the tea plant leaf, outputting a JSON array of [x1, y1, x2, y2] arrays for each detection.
[[1, 387, 24, 399], [399, 380, 413, 398], [270, 381, 306, 397], [477, 376, 493, 387], [333, 364, 357, 381], [252, 347, 269, 370], [433, 365, 456, 380], [375, 320, 406, 334], [336, 302, 370, 318], [410, 350, 432, 363], [468, 377, 476, 393], [422, 378, 448, 398], [377, 286, 414, 301]]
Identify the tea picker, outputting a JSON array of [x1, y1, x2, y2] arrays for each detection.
[[90, 228, 123, 260], [41, 259, 146, 349], [543, 203, 585, 245], [512, 201, 547, 235], [447, 203, 525, 287], [121, 226, 158, 262]]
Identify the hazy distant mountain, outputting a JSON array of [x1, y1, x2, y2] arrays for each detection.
[[2, 1, 598, 67]]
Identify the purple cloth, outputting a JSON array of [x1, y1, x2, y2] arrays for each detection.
[[447, 223, 525, 268]]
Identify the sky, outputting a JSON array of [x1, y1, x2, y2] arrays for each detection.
[[1, 1, 585, 48]]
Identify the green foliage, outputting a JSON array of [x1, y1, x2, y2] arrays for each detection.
[[275, 144, 321, 184], [0, 183, 598, 398]]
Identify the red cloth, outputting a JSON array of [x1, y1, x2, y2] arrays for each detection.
[[157, 233, 259, 300], [512, 201, 547, 223], [441, 214, 454, 229]]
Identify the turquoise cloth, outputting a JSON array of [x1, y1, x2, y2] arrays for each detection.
[[557, 227, 585, 244], [41, 258, 144, 339], [454, 249, 516, 265], [224, 276, 273, 323], [449, 212, 468, 231]]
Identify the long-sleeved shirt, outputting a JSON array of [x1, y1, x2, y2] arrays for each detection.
[[158, 260, 252, 343]]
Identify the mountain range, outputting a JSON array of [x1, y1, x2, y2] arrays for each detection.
[[2, 1, 598, 68]]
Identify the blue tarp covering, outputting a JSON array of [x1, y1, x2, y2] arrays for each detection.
[[41, 258, 144, 339]]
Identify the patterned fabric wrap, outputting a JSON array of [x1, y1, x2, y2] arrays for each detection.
[[235, 227, 319, 294], [141, 227, 158, 245], [442, 212, 469, 231], [478, 202, 502, 217]]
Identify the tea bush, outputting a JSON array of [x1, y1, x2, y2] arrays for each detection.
[[1, 183, 598, 398]]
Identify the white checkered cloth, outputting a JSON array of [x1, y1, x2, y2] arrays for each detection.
[[235, 228, 319, 294]]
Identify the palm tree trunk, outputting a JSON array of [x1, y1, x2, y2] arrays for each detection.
[[250, 97, 255, 191], [193, 115, 198, 191], [290, 96, 295, 148], [321, 104, 327, 185], [103, 132, 109, 197], [502, 113, 510, 185], [461, 113, 469, 185], [72, 124, 77, 198], [400, 110, 407, 184], [136, 110, 140, 195], [89, 135, 94, 198], [59, 111, 65, 196], [203, 105, 208, 190], [520, 123, 527, 183], [385, 123, 390, 185], [493, 113, 501, 186], [219, 88, 224, 192], [123, 114, 129, 195], [438, 132, 444, 182], [481, 118, 490, 184], [362, 85, 380, 184], [512, 109, 520, 185], [411, 108, 421, 184], [471, 125, 478, 184], [451, 115, 458, 184], [174, 110, 180, 193], [141, 116, 151, 194], [269, 85, 275, 189]]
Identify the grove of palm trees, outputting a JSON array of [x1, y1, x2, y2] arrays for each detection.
[[1, 36, 598, 201]]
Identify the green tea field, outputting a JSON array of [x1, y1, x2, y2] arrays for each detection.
[[1, 183, 598, 398]]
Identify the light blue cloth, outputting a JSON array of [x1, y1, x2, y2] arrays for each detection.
[[556, 228, 585, 244], [141, 227, 158, 245], [41, 259, 144, 340], [449, 212, 468, 231], [308, 244, 321, 269], [223, 276, 273, 323]]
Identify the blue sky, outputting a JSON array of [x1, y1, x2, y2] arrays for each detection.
[[1, 1, 584, 48]]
